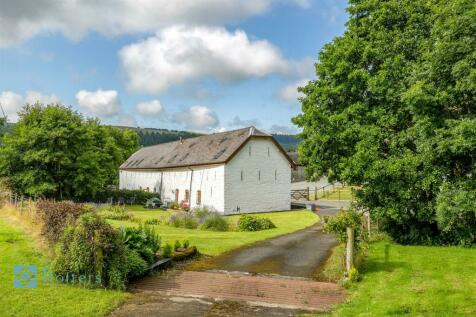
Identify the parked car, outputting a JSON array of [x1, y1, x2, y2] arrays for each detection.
[[144, 197, 162, 209]]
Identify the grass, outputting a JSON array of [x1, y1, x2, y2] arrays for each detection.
[[319, 239, 476, 316], [107, 206, 319, 256], [309, 187, 355, 201], [0, 210, 128, 317]]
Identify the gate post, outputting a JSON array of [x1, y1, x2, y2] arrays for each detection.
[[346, 227, 354, 273]]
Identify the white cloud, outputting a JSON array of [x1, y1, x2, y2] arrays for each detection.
[[269, 124, 298, 135], [173, 105, 219, 130], [0, 0, 309, 47], [75, 89, 120, 117], [0, 90, 59, 122], [116, 114, 137, 127], [119, 26, 303, 93], [136, 100, 163, 117], [277, 78, 309, 103], [229, 116, 260, 127]]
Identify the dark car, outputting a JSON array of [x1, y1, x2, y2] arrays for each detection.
[[144, 197, 162, 209]]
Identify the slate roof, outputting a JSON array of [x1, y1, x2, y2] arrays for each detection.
[[120, 127, 294, 170]]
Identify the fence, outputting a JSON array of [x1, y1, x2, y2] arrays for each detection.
[[1, 192, 35, 214], [291, 183, 353, 201]]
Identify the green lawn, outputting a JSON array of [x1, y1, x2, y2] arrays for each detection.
[[309, 187, 355, 201], [108, 208, 319, 256], [0, 214, 128, 317], [323, 240, 476, 316]]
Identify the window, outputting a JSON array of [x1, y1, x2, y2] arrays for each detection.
[[258, 170, 261, 181], [185, 189, 190, 202], [249, 146, 251, 156], [268, 147, 270, 157], [175, 189, 179, 202], [241, 170, 243, 181], [275, 169, 277, 181], [196, 190, 201, 205]]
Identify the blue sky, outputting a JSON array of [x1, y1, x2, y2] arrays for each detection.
[[0, 0, 348, 134]]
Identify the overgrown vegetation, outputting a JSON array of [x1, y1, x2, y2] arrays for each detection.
[[294, 0, 476, 245], [166, 208, 231, 231], [36, 200, 88, 244], [323, 209, 363, 246], [101, 205, 135, 221], [200, 213, 230, 231], [237, 215, 276, 231], [53, 213, 144, 290], [119, 225, 161, 264]]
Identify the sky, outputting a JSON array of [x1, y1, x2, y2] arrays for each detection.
[[0, 0, 348, 134]]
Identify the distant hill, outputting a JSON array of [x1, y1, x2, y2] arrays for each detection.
[[119, 126, 301, 151], [118, 127, 203, 147], [272, 134, 301, 152], [3, 122, 301, 151]]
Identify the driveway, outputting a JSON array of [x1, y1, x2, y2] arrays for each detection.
[[110, 205, 346, 316], [192, 223, 336, 278]]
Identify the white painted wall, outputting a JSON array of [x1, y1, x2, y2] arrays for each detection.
[[119, 164, 225, 212], [224, 138, 291, 214], [119, 138, 291, 214]]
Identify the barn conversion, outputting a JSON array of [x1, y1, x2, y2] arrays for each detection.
[[119, 127, 294, 214]]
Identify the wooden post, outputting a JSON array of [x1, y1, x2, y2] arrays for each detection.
[[338, 189, 341, 201], [346, 227, 354, 273], [307, 187, 310, 201], [315, 187, 317, 200], [367, 211, 371, 239]]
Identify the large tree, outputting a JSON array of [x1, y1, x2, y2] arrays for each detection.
[[0, 103, 139, 200], [294, 0, 475, 245]]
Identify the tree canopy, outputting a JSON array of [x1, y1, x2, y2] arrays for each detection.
[[294, 0, 475, 245], [0, 104, 139, 200]]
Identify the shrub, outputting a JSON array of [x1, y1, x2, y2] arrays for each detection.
[[145, 218, 161, 225], [119, 225, 161, 264], [174, 240, 181, 251], [172, 246, 198, 261], [193, 207, 212, 222], [182, 240, 190, 249], [238, 215, 276, 231], [124, 248, 148, 279], [257, 218, 276, 230], [162, 243, 172, 258], [53, 213, 136, 290], [168, 201, 180, 210], [36, 200, 87, 244], [96, 189, 160, 205], [101, 205, 135, 221], [167, 212, 198, 229], [200, 214, 229, 231], [323, 208, 363, 246], [436, 181, 476, 246]]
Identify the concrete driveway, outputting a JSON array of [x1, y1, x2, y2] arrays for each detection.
[[193, 223, 336, 278]]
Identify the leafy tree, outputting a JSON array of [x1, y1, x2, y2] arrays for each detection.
[[294, 0, 475, 245], [0, 103, 139, 200]]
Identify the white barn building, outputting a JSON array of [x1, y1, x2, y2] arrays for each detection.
[[119, 127, 295, 214]]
